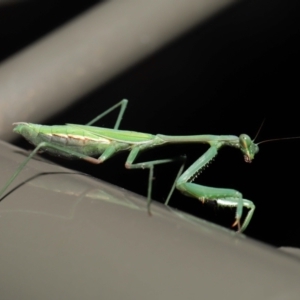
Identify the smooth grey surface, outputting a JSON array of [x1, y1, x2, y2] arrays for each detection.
[[1, 140, 300, 300], [0, 0, 237, 141], [280, 247, 300, 259]]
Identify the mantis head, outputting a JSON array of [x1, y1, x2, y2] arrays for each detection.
[[239, 134, 259, 163]]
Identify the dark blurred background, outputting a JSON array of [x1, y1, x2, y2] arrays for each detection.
[[1, 0, 299, 247]]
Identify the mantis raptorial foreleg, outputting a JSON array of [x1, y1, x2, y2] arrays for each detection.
[[175, 144, 255, 231]]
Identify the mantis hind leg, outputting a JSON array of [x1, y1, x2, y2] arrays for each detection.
[[85, 99, 128, 129], [176, 146, 255, 232], [125, 147, 186, 214], [0, 142, 104, 199]]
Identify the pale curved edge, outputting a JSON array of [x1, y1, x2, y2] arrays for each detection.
[[0, 0, 238, 140]]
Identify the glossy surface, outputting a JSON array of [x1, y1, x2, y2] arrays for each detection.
[[1, 140, 300, 300]]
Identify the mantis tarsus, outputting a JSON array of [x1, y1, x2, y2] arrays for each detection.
[[1, 99, 261, 232]]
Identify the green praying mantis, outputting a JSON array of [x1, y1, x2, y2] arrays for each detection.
[[1, 99, 280, 232]]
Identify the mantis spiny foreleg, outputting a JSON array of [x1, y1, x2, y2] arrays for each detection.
[[174, 145, 255, 232]]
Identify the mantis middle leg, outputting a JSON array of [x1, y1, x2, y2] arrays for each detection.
[[125, 146, 186, 214]]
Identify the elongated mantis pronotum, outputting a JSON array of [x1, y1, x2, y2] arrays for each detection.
[[1, 99, 263, 232]]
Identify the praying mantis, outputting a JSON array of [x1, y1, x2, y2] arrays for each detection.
[[0, 99, 262, 232]]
